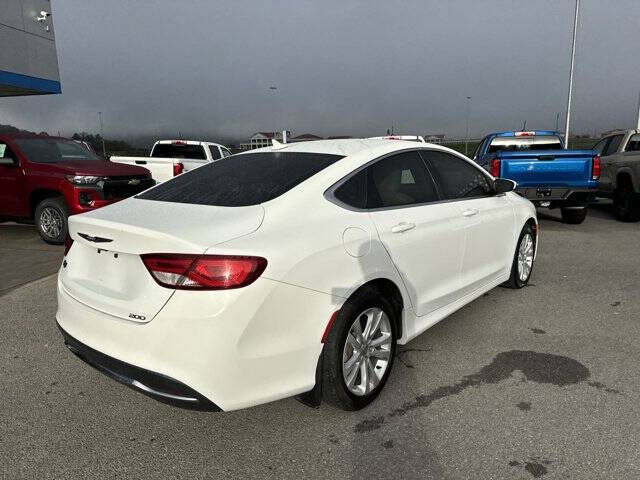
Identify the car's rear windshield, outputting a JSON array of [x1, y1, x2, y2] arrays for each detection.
[[13, 138, 100, 163], [137, 151, 344, 207], [151, 143, 207, 159], [488, 136, 563, 153]]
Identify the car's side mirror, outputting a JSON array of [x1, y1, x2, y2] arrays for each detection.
[[0, 157, 16, 166], [494, 178, 516, 194]]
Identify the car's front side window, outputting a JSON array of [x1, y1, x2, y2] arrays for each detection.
[[364, 151, 439, 209], [423, 150, 493, 200], [624, 134, 640, 152]]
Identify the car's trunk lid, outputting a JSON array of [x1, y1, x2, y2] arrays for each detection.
[[60, 198, 264, 322]]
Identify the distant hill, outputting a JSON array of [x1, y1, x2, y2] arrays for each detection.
[[0, 124, 34, 134]]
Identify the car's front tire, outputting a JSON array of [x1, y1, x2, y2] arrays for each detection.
[[321, 286, 397, 411], [503, 223, 536, 289], [560, 206, 588, 224], [35, 196, 69, 244]]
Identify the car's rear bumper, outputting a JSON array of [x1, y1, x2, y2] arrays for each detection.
[[56, 275, 340, 411], [58, 322, 221, 411], [515, 187, 596, 204]]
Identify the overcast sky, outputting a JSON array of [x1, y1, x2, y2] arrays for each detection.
[[2, 0, 639, 143]]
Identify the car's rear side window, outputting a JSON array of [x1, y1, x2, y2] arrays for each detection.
[[365, 151, 439, 208], [138, 152, 343, 207], [604, 135, 624, 156], [334, 170, 367, 209]]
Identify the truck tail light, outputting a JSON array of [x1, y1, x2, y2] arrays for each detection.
[[173, 163, 184, 176], [64, 234, 74, 256], [141, 254, 267, 290], [491, 158, 501, 177], [591, 155, 600, 180]]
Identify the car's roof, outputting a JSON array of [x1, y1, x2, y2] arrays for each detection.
[[240, 138, 446, 157], [490, 130, 561, 137], [0, 132, 68, 140], [154, 140, 226, 147]]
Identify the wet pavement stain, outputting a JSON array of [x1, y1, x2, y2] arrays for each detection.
[[354, 350, 611, 432], [524, 461, 548, 477], [530, 328, 546, 334], [516, 401, 532, 411], [354, 416, 384, 433], [509, 457, 552, 478], [588, 381, 621, 394], [396, 348, 431, 369]]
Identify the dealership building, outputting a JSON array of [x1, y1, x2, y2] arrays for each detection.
[[0, 0, 61, 97]]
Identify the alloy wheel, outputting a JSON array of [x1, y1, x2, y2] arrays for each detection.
[[342, 307, 393, 396], [517, 233, 534, 282], [40, 206, 63, 239]]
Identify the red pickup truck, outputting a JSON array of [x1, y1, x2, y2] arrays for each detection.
[[0, 133, 154, 244]]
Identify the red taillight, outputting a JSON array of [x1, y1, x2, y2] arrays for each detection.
[[591, 155, 600, 180], [64, 234, 74, 256], [490, 158, 501, 177], [141, 254, 267, 290], [173, 163, 184, 176]]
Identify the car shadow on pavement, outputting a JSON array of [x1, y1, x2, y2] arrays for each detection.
[[0, 224, 62, 295]]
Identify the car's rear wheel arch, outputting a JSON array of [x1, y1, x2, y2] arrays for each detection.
[[30, 189, 64, 218], [348, 278, 404, 340], [617, 172, 634, 191], [525, 217, 537, 237]]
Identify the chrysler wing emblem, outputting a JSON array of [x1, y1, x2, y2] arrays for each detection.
[[128, 179, 141, 185], [78, 232, 113, 243]]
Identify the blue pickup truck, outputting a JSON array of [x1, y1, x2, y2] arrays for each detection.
[[472, 131, 599, 224]]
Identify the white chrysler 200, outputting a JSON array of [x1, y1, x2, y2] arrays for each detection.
[[56, 139, 537, 412]]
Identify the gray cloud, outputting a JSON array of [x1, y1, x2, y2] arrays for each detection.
[[2, 0, 639, 144]]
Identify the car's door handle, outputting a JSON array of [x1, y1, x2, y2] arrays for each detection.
[[391, 222, 416, 233], [462, 209, 479, 217]]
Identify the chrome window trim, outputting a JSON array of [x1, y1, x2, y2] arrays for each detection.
[[324, 147, 497, 213]]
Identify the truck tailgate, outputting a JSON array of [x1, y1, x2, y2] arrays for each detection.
[[498, 150, 595, 188], [110, 156, 177, 183]]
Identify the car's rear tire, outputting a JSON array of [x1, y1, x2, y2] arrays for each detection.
[[503, 224, 536, 289], [321, 286, 397, 411], [560, 206, 588, 224], [35, 196, 69, 244], [613, 181, 640, 222]]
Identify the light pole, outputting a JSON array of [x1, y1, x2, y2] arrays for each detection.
[[268, 85, 285, 143], [97, 111, 106, 157], [464, 96, 472, 155], [636, 89, 640, 130], [564, 0, 580, 149]]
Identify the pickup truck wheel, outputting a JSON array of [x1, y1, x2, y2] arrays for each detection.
[[35, 197, 69, 244], [613, 183, 640, 222], [560, 206, 587, 224], [503, 224, 535, 289]]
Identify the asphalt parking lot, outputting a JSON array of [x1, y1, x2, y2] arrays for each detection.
[[1, 201, 639, 479]]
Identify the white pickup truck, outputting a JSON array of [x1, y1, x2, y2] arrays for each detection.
[[110, 140, 232, 183]]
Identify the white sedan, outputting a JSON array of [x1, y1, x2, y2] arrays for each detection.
[[56, 139, 537, 412]]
